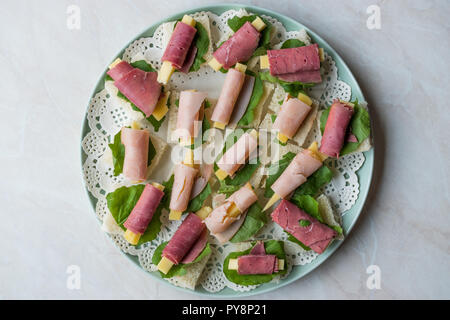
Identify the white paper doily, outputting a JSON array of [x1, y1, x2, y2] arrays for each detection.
[[82, 9, 366, 293]]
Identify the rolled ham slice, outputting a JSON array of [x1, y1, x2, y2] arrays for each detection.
[[161, 22, 197, 69], [237, 254, 277, 275], [273, 98, 311, 138], [169, 163, 198, 212], [190, 164, 214, 200], [217, 132, 258, 176], [213, 211, 247, 244], [162, 213, 205, 264], [107, 61, 134, 81], [228, 75, 256, 126], [320, 100, 354, 158], [176, 90, 208, 140], [114, 68, 161, 117], [213, 21, 261, 69], [123, 184, 164, 234], [181, 228, 209, 264], [121, 127, 149, 181], [210, 69, 246, 125], [271, 200, 337, 254], [271, 149, 322, 199], [204, 184, 257, 234]]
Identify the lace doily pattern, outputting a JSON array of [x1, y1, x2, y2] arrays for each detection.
[[82, 9, 366, 293]]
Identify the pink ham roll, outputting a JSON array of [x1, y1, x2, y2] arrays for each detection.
[[161, 22, 197, 69], [204, 185, 257, 234], [271, 149, 322, 199], [273, 98, 311, 138], [268, 44, 321, 75], [213, 211, 247, 244], [114, 68, 161, 117], [107, 61, 134, 81], [217, 132, 258, 176], [121, 127, 149, 181], [320, 101, 354, 158], [162, 213, 205, 264], [123, 184, 164, 235], [169, 163, 198, 212], [271, 200, 337, 254], [210, 69, 246, 125], [176, 91, 207, 140], [213, 21, 261, 69], [237, 255, 277, 275]]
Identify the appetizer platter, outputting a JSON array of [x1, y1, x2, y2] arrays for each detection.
[[81, 4, 374, 297]]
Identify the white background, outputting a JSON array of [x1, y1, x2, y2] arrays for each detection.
[[0, 0, 449, 299]]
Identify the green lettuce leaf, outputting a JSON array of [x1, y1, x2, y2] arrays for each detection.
[[186, 183, 212, 213], [152, 242, 211, 278], [130, 60, 156, 72], [264, 152, 296, 198], [285, 231, 311, 251], [290, 194, 322, 222], [108, 129, 156, 176], [320, 100, 371, 155], [190, 22, 210, 72], [291, 165, 333, 198], [227, 15, 272, 58], [230, 203, 266, 243], [218, 181, 241, 197], [237, 74, 264, 126], [106, 185, 162, 245], [280, 39, 305, 49], [259, 71, 314, 96], [223, 240, 286, 286]]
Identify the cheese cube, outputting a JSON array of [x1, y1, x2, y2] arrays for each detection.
[[297, 92, 313, 106], [108, 58, 122, 70], [260, 55, 270, 69], [213, 121, 226, 130], [157, 256, 175, 274], [228, 259, 239, 270], [183, 149, 195, 166], [251, 17, 266, 32], [278, 259, 285, 271], [307, 141, 328, 162], [181, 15, 196, 27], [263, 193, 280, 212], [131, 121, 140, 130], [226, 202, 241, 218], [277, 132, 289, 144], [157, 61, 175, 85], [196, 206, 212, 220], [208, 57, 223, 71], [179, 137, 194, 147], [151, 182, 165, 191], [235, 63, 247, 73], [318, 48, 325, 62], [152, 92, 170, 121], [215, 168, 228, 181], [169, 210, 182, 220], [124, 229, 141, 245]]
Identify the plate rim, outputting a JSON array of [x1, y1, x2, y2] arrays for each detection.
[[80, 3, 374, 298]]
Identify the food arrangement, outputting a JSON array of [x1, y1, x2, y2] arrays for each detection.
[[82, 8, 372, 294]]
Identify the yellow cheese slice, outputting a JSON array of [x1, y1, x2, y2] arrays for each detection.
[[215, 168, 228, 181], [277, 132, 289, 144], [151, 182, 165, 191], [179, 137, 194, 147], [319, 48, 325, 62], [131, 121, 140, 130], [226, 202, 241, 218], [108, 58, 122, 70], [228, 259, 239, 270], [124, 229, 141, 245], [213, 121, 226, 130], [208, 57, 223, 71], [235, 63, 247, 73], [297, 92, 313, 106], [183, 149, 195, 166], [157, 61, 175, 85], [278, 259, 285, 271], [181, 15, 196, 27], [251, 17, 266, 32], [196, 206, 212, 220], [169, 210, 183, 220], [263, 193, 280, 212], [260, 55, 270, 69], [339, 99, 355, 108], [307, 141, 328, 162], [152, 92, 170, 121], [157, 256, 175, 274]]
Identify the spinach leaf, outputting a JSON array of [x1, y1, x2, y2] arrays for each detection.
[[291, 165, 333, 198], [280, 39, 305, 49], [186, 183, 212, 213], [259, 71, 314, 96], [190, 22, 210, 72], [237, 75, 264, 126], [230, 203, 266, 243]]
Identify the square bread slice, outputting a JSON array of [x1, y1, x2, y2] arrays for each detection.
[[167, 251, 212, 290]]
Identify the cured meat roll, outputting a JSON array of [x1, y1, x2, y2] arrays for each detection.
[[320, 100, 354, 158], [176, 90, 208, 144], [204, 183, 257, 235], [273, 97, 311, 140], [211, 68, 246, 128], [169, 163, 198, 213], [212, 21, 261, 69], [216, 130, 258, 179], [162, 213, 206, 264], [271, 149, 322, 199], [271, 200, 337, 254], [161, 21, 197, 69], [121, 127, 150, 181], [123, 183, 165, 245], [107, 60, 133, 81]]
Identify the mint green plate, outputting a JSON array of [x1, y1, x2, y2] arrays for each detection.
[[81, 4, 374, 297]]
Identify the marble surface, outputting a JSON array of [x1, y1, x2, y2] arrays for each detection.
[[0, 0, 449, 300]]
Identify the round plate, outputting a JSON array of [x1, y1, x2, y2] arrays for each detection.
[[81, 4, 374, 297]]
